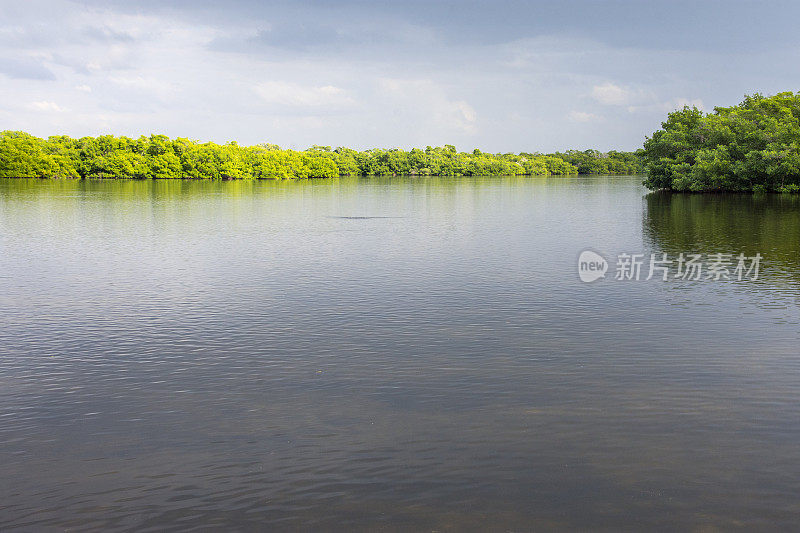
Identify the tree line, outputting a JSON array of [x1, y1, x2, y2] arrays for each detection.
[[0, 132, 643, 180], [642, 92, 800, 193]]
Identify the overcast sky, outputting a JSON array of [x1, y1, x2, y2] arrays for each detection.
[[1, 0, 799, 152]]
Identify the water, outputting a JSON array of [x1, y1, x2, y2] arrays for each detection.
[[1, 176, 798, 531]]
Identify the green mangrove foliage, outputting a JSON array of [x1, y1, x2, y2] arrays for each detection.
[[642, 92, 800, 192], [550, 149, 643, 174], [0, 131, 642, 179]]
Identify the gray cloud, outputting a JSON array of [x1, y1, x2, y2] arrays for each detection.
[[209, 27, 343, 55], [81, 26, 137, 44], [70, 0, 800, 52], [2, 0, 799, 152], [0, 57, 56, 80]]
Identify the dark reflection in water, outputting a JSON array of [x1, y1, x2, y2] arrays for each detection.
[[1, 177, 799, 531], [644, 191, 800, 273]]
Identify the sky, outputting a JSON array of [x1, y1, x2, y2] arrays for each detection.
[[1, 0, 799, 152]]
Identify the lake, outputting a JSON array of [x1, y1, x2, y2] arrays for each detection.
[[1, 176, 799, 531]]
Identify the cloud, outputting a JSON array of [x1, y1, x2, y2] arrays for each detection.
[[254, 82, 355, 107], [626, 97, 706, 114], [454, 101, 477, 124], [212, 26, 344, 53], [592, 82, 697, 116], [2, 0, 798, 152], [206, 16, 437, 59], [0, 57, 56, 80], [110, 76, 177, 99], [591, 82, 631, 106], [28, 101, 64, 112], [378, 78, 478, 136], [568, 110, 599, 123], [81, 25, 136, 43], [673, 97, 705, 111]]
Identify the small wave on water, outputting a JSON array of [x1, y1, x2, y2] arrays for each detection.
[[326, 216, 405, 220]]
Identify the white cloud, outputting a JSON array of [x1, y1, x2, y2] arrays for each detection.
[[568, 110, 599, 122], [28, 101, 64, 112], [591, 82, 631, 106], [453, 100, 477, 125], [254, 82, 355, 107], [378, 78, 477, 135], [75, 84, 91, 92], [110, 76, 177, 99]]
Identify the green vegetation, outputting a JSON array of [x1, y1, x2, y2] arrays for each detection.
[[642, 92, 800, 192], [0, 131, 642, 179], [549, 149, 643, 174]]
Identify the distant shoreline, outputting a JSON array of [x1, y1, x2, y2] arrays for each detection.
[[0, 172, 644, 181], [0, 131, 644, 180]]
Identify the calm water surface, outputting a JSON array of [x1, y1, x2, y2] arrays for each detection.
[[1, 176, 799, 531]]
